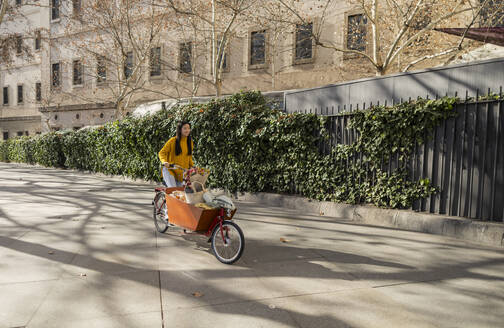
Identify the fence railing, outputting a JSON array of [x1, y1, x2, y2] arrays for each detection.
[[314, 90, 504, 222]]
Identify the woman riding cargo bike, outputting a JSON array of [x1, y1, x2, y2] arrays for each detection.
[[152, 121, 245, 264]]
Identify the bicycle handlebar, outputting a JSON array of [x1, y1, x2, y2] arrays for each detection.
[[164, 163, 188, 172]]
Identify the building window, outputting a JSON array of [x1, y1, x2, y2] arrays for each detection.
[[347, 14, 367, 52], [179, 42, 192, 73], [36, 82, 42, 102], [52, 0, 60, 20], [3, 87, 8, 105], [97, 56, 107, 83], [17, 85, 23, 104], [16, 0, 22, 6], [17, 131, 23, 137], [295, 23, 313, 61], [150, 47, 161, 77], [25, 131, 29, 136], [73, 60, 83, 85], [35, 30, 41, 50], [52, 63, 60, 88], [15, 35, 23, 55], [76, 113, 80, 119], [124, 51, 133, 79], [480, 0, 504, 27], [2, 132, 8, 140], [250, 30, 266, 67], [73, 0, 81, 16]]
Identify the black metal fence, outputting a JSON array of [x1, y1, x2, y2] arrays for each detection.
[[315, 90, 504, 222]]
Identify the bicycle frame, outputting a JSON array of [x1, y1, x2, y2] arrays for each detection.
[[204, 208, 226, 238]]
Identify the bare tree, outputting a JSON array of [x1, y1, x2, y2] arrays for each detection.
[[46, 0, 182, 118], [0, 0, 47, 66], [248, 1, 298, 89], [275, 0, 504, 76], [159, 0, 258, 96]]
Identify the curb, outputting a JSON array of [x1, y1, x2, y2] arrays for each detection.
[[231, 192, 504, 248]]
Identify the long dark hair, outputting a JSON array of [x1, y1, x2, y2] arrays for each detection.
[[175, 121, 192, 156]]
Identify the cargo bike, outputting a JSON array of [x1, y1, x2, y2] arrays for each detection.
[[152, 165, 244, 264]]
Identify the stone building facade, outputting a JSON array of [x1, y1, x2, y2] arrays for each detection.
[[0, 1, 50, 138], [1, 0, 500, 137]]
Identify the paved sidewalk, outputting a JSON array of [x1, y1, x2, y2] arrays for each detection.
[[0, 162, 503, 328]]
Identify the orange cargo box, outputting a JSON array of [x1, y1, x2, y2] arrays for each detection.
[[165, 188, 235, 232]]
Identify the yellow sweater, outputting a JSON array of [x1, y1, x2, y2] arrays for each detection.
[[158, 136, 194, 182]]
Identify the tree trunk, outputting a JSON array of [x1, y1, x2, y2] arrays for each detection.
[[271, 55, 276, 89], [271, 36, 278, 89], [115, 100, 125, 119], [376, 66, 386, 76], [215, 79, 222, 97]]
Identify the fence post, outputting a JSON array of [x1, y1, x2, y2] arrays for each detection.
[[456, 90, 470, 216], [490, 87, 502, 220]]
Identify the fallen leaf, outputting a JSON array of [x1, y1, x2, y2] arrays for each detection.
[[269, 304, 276, 309], [192, 292, 203, 298], [280, 238, 291, 243], [319, 211, 325, 216], [80, 273, 87, 277], [48, 251, 54, 254]]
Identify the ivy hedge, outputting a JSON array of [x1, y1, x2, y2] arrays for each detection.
[[0, 91, 458, 209]]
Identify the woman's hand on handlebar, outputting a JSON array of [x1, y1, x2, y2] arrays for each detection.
[[163, 162, 187, 171]]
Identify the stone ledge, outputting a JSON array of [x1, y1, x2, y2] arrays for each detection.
[[231, 191, 504, 248], [0, 115, 41, 122]]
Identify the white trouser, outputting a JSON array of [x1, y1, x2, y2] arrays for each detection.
[[162, 167, 183, 188]]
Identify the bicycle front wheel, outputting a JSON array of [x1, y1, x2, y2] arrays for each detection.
[[153, 192, 169, 233], [211, 221, 244, 264]]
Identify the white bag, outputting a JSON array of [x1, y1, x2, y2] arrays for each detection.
[[203, 192, 235, 210]]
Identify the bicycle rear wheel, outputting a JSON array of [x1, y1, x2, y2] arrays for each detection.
[[153, 192, 169, 233], [211, 221, 244, 264]]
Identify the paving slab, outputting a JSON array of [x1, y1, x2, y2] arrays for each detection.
[[36, 311, 163, 328], [26, 271, 161, 328], [374, 278, 504, 328], [0, 280, 56, 328], [269, 288, 438, 328], [0, 242, 76, 284], [165, 300, 299, 328], [159, 267, 273, 310], [61, 246, 160, 277]]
